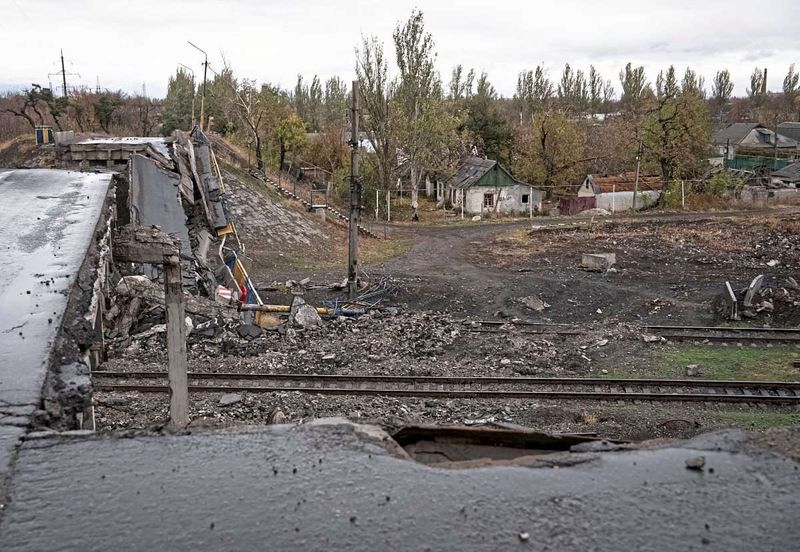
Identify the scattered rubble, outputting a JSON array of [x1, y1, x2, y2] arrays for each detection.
[[685, 455, 706, 470], [219, 393, 243, 407], [581, 253, 616, 271], [520, 295, 549, 312]]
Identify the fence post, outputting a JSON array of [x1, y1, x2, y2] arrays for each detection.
[[681, 181, 686, 209]]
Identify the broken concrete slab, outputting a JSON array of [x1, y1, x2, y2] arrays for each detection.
[[581, 253, 616, 271], [725, 281, 739, 320], [743, 274, 765, 308], [187, 128, 229, 231], [129, 154, 193, 263]]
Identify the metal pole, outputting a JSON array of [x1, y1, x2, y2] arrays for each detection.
[[188, 41, 208, 131], [200, 56, 207, 131], [632, 139, 642, 212], [347, 81, 361, 299]]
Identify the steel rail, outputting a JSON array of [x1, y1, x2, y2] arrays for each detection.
[[92, 371, 800, 388], [92, 383, 800, 403], [92, 372, 800, 403], [645, 325, 800, 333]]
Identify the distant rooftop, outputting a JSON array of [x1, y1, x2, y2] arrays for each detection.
[[712, 123, 798, 149], [778, 122, 800, 143], [585, 172, 662, 193]]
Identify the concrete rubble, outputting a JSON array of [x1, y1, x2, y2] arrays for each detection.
[[581, 252, 616, 271]]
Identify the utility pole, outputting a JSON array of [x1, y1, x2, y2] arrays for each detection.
[[49, 49, 79, 99], [632, 139, 643, 212], [347, 80, 361, 299], [60, 49, 68, 99], [188, 41, 208, 131]]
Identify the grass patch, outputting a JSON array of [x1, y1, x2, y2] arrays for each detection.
[[605, 344, 800, 381], [250, 235, 412, 273], [361, 237, 413, 265], [713, 411, 800, 430]]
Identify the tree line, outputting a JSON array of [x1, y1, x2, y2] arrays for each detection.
[[2, 9, 799, 204]]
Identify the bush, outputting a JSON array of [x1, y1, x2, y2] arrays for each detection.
[[661, 180, 684, 208]]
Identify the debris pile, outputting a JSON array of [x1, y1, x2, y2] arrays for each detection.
[[740, 276, 800, 325], [713, 274, 800, 325]]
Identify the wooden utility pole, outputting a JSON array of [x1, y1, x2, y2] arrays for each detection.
[[632, 139, 643, 212], [347, 81, 361, 299]]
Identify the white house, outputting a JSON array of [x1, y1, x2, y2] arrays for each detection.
[[443, 157, 542, 215]]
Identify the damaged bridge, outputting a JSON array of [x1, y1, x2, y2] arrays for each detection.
[[0, 168, 115, 501]]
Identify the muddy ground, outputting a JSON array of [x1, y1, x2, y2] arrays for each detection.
[[96, 208, 800, 439]]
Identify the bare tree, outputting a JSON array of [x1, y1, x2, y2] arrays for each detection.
[[356, 35, 395, 197]]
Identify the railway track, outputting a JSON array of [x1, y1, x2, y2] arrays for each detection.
[[467, 320, 800, 342], [92, 371, 800, 404], [645, 324, 800, 343]]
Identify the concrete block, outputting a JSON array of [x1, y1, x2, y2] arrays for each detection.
[[54, 130, 74, 145], [581, 253, 616, 271], [743, 274, 764, 308]]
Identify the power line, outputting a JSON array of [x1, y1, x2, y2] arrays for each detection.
[[47, 49, 80, 98]]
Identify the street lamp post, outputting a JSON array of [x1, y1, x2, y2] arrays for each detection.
[[178, 63, 196, 128], [187, 41, 208, 131]]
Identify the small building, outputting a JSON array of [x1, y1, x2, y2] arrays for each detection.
[[444, 156, 542, 215], [578, 172, 662, 211], [711, 123, 798, 170], [771, 161, 800, 187]]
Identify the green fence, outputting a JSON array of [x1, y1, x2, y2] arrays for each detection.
[[725, 156, 793, 171]]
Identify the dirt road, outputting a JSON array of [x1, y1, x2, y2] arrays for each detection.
[[359, 207, 800, 324]]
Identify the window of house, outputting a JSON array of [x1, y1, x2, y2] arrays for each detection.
[[522, 194, 530, 204], [483, 193, 494, 208]]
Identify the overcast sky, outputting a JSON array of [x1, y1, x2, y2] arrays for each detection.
[[1, 0, 798, 99]]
